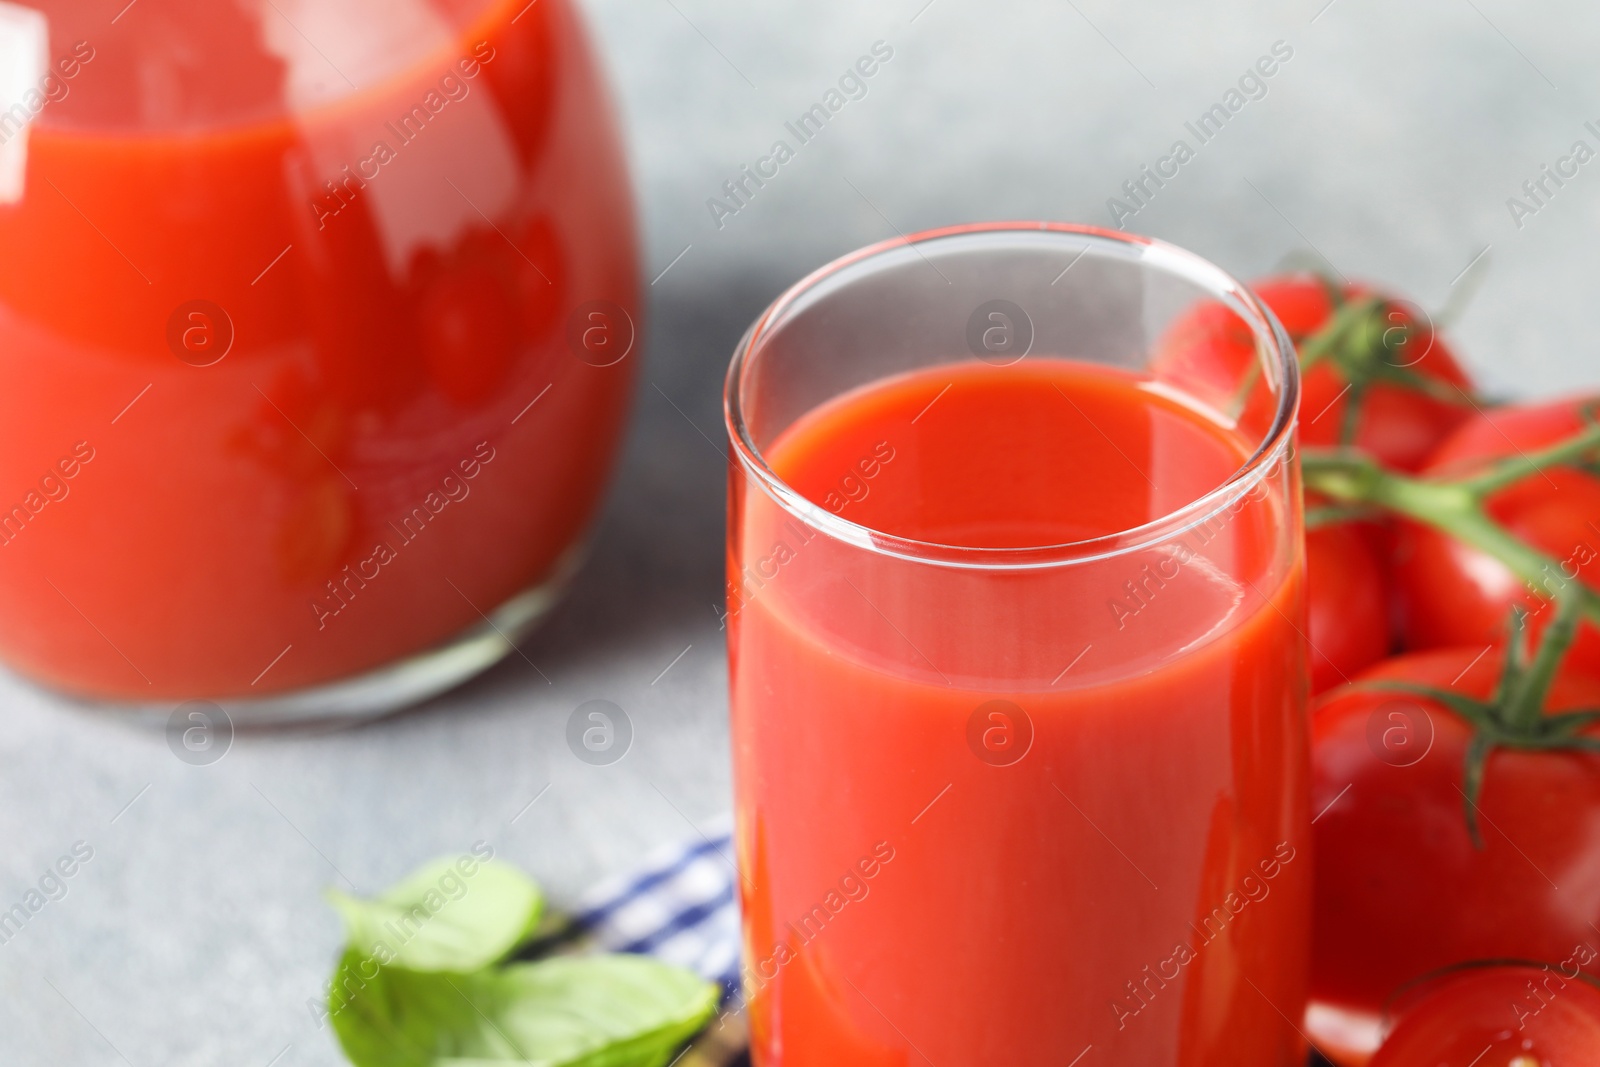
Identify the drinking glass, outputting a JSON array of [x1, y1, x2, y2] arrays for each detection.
[[724, 222, 1309, 1065]]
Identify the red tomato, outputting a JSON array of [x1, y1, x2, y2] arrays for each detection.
[[1394, 397, 1600, 672], [1306, 515, 1391, 694], [1368, 965, 1600, 1067], [1308, 648, 1600, 1065], [1153, 275, 1475, 471]]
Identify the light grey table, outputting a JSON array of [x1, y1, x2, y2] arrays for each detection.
[[4, 0, 1597, 1063]]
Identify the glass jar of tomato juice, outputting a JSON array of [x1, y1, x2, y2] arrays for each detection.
[[0, 0, 637, 720]]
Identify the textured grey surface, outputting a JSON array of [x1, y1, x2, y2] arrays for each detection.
[[3, 0, 1599, 1064]]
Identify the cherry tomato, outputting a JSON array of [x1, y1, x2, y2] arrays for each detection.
[[1306, 514, 1391, 694], [1153, 275, 1475, 471], [1368, 965, 1600, 1067], [1394, 397, 1600, 672], [1307, 648, 1600, 1065]]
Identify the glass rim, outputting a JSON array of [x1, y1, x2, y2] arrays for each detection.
[[723, 221, 1301, 571]]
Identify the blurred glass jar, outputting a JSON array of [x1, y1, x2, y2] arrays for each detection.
[[0, 0, 638, 721]]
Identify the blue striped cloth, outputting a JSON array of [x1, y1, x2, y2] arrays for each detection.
[[573, 815, 742, 1001]]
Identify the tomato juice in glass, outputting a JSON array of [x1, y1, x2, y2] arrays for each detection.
[[0, 0, 637, 718], [725, 225, 1311, 1065]]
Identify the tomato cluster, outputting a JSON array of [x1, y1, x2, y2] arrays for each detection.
[[1161, 273, 1600, 1066]]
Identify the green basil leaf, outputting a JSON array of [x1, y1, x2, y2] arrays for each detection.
[[461, 956, 720, 1067], [330, 952, 718, 1067], [329, 949, 484, 1067], [328, 856, 542, 974]]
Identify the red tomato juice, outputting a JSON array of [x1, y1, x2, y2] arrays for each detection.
[[729, 359, 1310, 1065], [0, 0, 636, 700]]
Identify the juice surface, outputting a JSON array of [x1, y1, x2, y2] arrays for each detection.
[[729, 359, 1310, 1065], [0, 0, 636, 699]]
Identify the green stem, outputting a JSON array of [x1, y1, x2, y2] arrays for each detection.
[[1367, 360, 1479, 408], [1297, 291, 1484, 415], [1301, 449, 1600, 630], [1490, 607, 1531, 711], [1453, 419, 1600, 495], [1461, 733, 1491, 849], [1505, 591, 1584, 733], [1338, 380, 1367, 446], [1304, 502, 1384, 528], [1297, 295, 1381, 372]]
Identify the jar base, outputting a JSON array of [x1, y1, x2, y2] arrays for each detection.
[[29, 544, 586, 730]]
